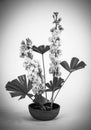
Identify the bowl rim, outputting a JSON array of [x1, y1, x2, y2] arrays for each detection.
[[28, 102, 60, 112]]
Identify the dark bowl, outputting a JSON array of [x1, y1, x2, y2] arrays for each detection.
[[28, 103, 60, 121]]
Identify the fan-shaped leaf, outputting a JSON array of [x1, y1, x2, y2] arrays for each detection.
[[6, 82, 22, 92], [45, 89, 52, 92], [45, 83, 52, 91], [50, 81, 53, 86], [6, 79, 26, 93], [75, 61, 86, 70], [46, 83, 51, 89], [53, 77, 64, 91], [19, 95, 26, 100], [32, 46, 41, 53], [18, 75, 28, 92], [32, 45, 50, 54], [10, 92, 25, 97], [18, 75, 27, 86], [53, 77, 58, 87], [56, 77, 64, 87], [46, 77, 64, 92], [5, 75, 33, 100], [60, 61, 70, 72], [70, 57, 79, 69]]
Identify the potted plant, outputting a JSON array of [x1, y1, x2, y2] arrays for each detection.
[[5, 12, 86, 121]]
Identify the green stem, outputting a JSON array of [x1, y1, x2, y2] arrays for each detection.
[[53, 72, 71, 102], [42, 54, 47, 99], [27, 94, 34, 102], [51, 91, 54, 109]]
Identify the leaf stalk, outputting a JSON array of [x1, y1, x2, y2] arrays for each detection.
[[42, 54, 47, 99], [53, 72, 71, 102]]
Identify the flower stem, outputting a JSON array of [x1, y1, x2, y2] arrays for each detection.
[[42, 54, 47, 99], [53, 72, 71, 102]]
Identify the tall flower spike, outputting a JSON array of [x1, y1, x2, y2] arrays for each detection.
[[49, 12, 63, 77], [52, 12, 63, 30]]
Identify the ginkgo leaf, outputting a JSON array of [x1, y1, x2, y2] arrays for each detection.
[[5, 75, 33, 100], [60, 61, 70, 72], [32, 45, 50, 54]]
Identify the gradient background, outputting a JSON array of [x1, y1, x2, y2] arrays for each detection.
[[0, 0, 91, 130]]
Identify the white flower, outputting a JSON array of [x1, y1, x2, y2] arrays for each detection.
[[28, 71, 40, 83], [32, 82, 45, 95], [52, 29, 61, 37], [55, 39, 61, 47], [34, 76, 42, 84], [49, 53, 61, 63], [25, 58, 44, 89], [25, 49, 32, 55], [49, 66, 55, 74], [32, 84, 39, 94], [48, 37, 55, 43], [49, 63, 61, 77], [33, 60, 40, 68], [23, 58, 41, 72], [20, 43, 26, 57], [23, 57, 31, 70], [38, 84, 46, 94], [50, 46, 62, 55], [50, 44, 58, 50], [50, 40, 61, 49], [20, 38, 33, 59], [26, 38, 32, 48]]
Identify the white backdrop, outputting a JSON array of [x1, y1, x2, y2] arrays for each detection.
[[0, 0, 91, 130]]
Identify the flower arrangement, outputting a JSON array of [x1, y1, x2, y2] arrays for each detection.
[[5, 12, 86, 120]]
